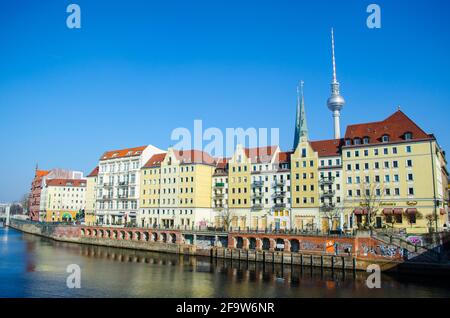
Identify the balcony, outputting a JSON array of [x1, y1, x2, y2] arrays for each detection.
[[320, 190, 335, 198], [251, 192, 263, 199], [118, 181, 129, 187], [103, 183, 113, 188], [273, 203, 286, 209], [272, 180, 285, 187], [319, 177, 335, 185], [251, 204, 264, 211], [99, 195, 112, 201], [213, 205, 225, 211], [272, 191, 286, 198], [213, 193, 225, 199], [251, 181, 264, 188], [320, 203, 336, 212]]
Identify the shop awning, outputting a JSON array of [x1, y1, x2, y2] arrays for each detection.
[[354, 208, 368, 215], [382, 208, 393, 215], [393, 208, 403, 215], [406, 208, 417, 215]]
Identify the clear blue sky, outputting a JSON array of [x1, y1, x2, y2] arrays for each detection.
[[0, 0, 449, 202]]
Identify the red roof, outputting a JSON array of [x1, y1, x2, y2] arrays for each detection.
[[214, 158, 229, 169], [276, 151, 293, 163], [46, 179, 87, 187], [244, 146, 278, 163], [87, 166, 99, 177], [173, 149, 215, 165], [100, 146, 147, 160], [310, 139, 343, 157], [36, 170, 49, 177], [344, 110, 431, 145], [143, 153, 167, 168]]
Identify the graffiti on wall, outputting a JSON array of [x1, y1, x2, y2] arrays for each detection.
[[361, 243, 402, 258]]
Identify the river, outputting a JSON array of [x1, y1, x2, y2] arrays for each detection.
[[1, 227, 449, 298]]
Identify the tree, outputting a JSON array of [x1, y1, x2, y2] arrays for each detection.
[[425, 214, 438, 233], [218, 207, 235, 231], [350, 182, 385, 230], [20, 193, 30, 213]]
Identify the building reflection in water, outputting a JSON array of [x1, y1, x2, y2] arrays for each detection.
[[5, 231, 450, 298]]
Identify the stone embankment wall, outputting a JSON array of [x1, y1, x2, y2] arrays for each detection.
[[9, 219, 407, 271]]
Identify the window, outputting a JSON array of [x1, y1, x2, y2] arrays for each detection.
[[382, 135, 390, 143], [408, 213, 416, 224], [374, 149, 379, 156], [363, 137, 370, 144], [364, 150, 369, 157], [355, 150, 360, 157], [406, 159, 413, 167], [393, 147, 398, 154], [383, 148, 388, 155], [345, 139, 352, 146], [404, 132, 413, 140], [346, 151, 351, 158], [347, 164, 351, 171], [347, 177, 352, 184], [408, 187, 414, 195], [407, 173, 414, 181], [354, 138, 361, 145], [406, 146, 412, 153], [393, 161, 398, 168]]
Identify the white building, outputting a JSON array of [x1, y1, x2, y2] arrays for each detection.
[[95, 145, 164, 225]]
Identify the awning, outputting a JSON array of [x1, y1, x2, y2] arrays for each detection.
[[393, 208, 403, 215], [382, 208, 393, 215], [354, 208, 368, 215], [406, 208, 417, 215]]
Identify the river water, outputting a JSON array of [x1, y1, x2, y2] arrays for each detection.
[[1, 227, 449, 298]]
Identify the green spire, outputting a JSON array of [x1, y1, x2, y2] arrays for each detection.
[[293, 80, 308, 150]]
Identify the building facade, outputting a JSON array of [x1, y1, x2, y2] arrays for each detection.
[[341, 110, 448, 233], [139, 148, 215, 229], [85, 166, 99, 225], [95, 145, 164, 226], [41, 179, 86, 222]]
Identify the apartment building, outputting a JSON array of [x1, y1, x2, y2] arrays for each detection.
[[85, 166, 99, 225], [342, 110, 448, 233], [139, 148, 215, 228], [41, 178, 86, 222], [95, 145, 164, 225], [312, 139, 344, 232]]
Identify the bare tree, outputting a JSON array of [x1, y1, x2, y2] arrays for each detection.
[[349, 182, 385, 230], [20, 193, 30, 213], [218, 207, 235, 231]]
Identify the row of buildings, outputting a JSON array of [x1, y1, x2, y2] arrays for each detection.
[[28, 32, 450, 234], [28, 107, 450, 234]]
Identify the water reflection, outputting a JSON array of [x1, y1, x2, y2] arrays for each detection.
[[1, 228, 450, 298]]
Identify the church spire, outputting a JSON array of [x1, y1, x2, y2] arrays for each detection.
[[293, 80, 308, 150]]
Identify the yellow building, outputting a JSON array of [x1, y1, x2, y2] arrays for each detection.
[[139, 148, 215, 228], [342, 110, 447, 234], [290, 138, 320, 230], [85, 166, 98, 225], [41, 179, 87, 222]]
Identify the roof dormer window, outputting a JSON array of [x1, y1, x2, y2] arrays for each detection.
[[345, 139, 352, 146], [363, 137, 370, 144], [354, 138, 361, 145], [382, 135, 390, 143], [404, 132, 413, 140]]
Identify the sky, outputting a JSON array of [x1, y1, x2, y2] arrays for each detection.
[[0, 0, 449, 202]]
